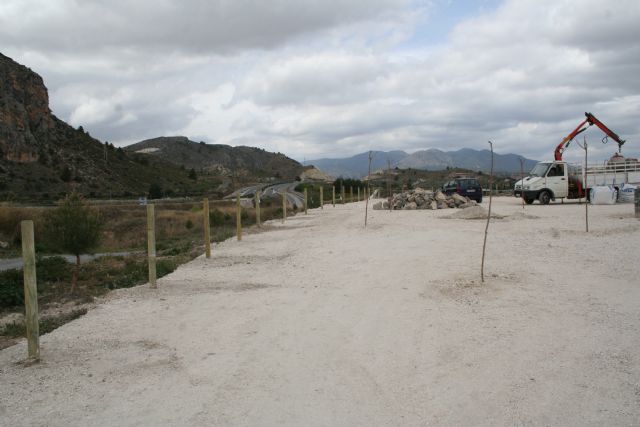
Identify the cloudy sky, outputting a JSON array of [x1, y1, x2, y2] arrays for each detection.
[[2, 0, 639, 162]]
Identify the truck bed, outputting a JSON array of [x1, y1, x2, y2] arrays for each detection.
[[569, 161, 640, 187]]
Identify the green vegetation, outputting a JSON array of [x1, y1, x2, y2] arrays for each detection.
[[0, 256, 70, 308], [1, 308, 88, 338], [43, 193, 102, 292]]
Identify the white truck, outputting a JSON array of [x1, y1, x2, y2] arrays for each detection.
[[514, 159, 640, 204]]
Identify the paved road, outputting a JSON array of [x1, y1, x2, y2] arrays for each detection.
[[0, 251, 140, 272], [226, 182, 305, 209]]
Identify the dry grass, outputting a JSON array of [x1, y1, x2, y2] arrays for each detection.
[[1, 199, 294, 255]]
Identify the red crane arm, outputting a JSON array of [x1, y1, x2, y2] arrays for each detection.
[[585, 112, 625, 147], [554, 112, 626, 161], [554, 118, 589, 161]]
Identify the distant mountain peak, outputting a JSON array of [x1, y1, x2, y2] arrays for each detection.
[[309, 148, 537, 178]]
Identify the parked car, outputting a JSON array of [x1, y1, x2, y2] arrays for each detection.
[[442, 177, 482, 202]]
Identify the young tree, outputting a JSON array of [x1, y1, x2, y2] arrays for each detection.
[[148, 182, 163, 199], [43, 192, 102, 292]]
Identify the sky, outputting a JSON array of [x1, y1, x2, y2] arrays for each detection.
[[2, 0, 639, 163]]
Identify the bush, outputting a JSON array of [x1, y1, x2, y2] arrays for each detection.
[[209, 209, 226, 226], [0, 256, 70, 308], [157, 259, 177, 278], [148, 183, 163, 199], [37, 256, 71, 282], [0, 268, 23, 307]]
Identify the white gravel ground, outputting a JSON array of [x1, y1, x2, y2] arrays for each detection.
[[1, 197, 639, 426]]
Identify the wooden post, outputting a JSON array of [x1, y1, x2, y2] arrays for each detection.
[[203, 198, 211, 258], [147, 204, 157, 288], [635, 186, 640, 219], [357, 187, 360, 202], [20, 220, 39, 361], [236, 194, 242, 241], [350, 186, 353, 203], [341, 186, 345, 204], [320, 186, 324, 209], [332, 186, 336, 207], [282, 191, 287, 223], [255, 190, 261, 227], [304, 188, 308, 214]]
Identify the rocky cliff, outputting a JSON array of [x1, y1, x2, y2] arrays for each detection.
[[0, 53, 54, 163]]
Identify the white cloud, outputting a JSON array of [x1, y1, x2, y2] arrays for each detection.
[[1, 0, 639, 162]]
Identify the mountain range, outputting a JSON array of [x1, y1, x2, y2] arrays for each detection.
[[309, 148, 538, 178]]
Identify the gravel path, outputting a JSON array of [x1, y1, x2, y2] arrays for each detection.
[[1, 198, 639, 426]]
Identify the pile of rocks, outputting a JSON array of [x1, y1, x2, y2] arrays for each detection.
[[372, 188, 478, 210]]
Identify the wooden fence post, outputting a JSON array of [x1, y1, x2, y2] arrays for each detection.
[[350, 186, 353, 203], [320, 186, 324, 209], [332, 186, 336, 207], [255, 190, 261, 227], [341, 186, 345, 204], [282, 191, 287, 223], [147, 204, 157, 288], [304, 188, 308, 214], [203, 198, 211, 258], [357, 187, 360, 202], [20, 220, 39, 361], [236, 194, 242, 241]]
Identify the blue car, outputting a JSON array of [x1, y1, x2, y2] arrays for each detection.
[[442, 178, 483, 203]]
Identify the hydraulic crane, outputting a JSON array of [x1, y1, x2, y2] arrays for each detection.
[[554, 112, 626, 161]]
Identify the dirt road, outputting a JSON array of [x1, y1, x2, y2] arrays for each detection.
[[1, 198, 639, 426]]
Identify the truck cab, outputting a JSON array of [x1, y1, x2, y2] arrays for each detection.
[[514, 161, 568, 204]]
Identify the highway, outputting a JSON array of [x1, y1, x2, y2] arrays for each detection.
[[225, 182, 305, 209]]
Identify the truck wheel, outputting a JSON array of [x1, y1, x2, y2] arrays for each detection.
[[524, 197, 534, 205], [538, 190, 551, 205]]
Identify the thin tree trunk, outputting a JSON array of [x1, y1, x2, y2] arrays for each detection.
[[365, 151, 372, 227], [481, 141, 494, 283]]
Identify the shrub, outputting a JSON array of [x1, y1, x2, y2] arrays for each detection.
[[0, 268, 23, 307], [0, 256, 70, 308], [148, 183, 163, 199], [209, 209, 226, 226]]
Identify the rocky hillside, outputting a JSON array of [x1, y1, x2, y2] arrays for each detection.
[[126, 136, 304, 181], [0, 53, 217, 201]]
